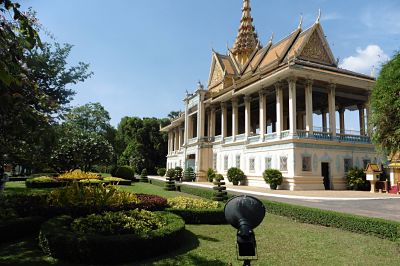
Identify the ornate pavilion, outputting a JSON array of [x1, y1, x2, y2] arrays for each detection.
[[161, 0, 380, 190]]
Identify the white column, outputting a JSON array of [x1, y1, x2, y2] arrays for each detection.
[[221, 102, 227, 138], [339, 108, 345, 134], [288, 78, 297, 135], [305, 79, 313, 134], [244, 95, 251, 137], [366, 98, 371, 136], [358, 104, 365, 136], [174, 128, 179, 152], [328, 84, 336, 137], [197, 93, 205, 140], [184, 99, 189, 144], [322, 110, 327, 132], [167, 131, 171, 154], [275, 83, 283, 137], [232, 98, 238, 141], [210, 106, 216, 137], [178, 126, 183, 149], [259, 90, 267, 141]]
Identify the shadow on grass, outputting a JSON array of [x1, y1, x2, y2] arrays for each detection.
[[196, 234, 220, 242], [0, 237, 66, 266]]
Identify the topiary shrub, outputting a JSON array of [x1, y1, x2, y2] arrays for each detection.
[[183, 167, 195, 182], [174, 167, 183, 182], [212, 175, 228, 201], [165, 169, 176, 191], [114, 166, 135, 181], [263, 169, 283, 190], [206, 168, 216, 182], [39, 211, 185, 264], [227, 167, 245, 185], [346, 167, 369, 191], [140, 169, 149, 183], [166, 169, 175, 179], [157, 168, 166, 177]]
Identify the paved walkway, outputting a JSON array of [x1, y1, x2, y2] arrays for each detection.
[[149, 176, 400, 221]]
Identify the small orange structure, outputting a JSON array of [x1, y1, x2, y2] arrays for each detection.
[[364, 163, 382, 193], [387, 152, 400, 194]]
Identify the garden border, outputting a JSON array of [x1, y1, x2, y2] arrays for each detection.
[[39, 212, 185, 264], [150, 178, 400, 241]]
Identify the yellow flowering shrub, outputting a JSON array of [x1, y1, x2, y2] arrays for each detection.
[[168, 196, 220, 210], [58, 169, 100, 180]]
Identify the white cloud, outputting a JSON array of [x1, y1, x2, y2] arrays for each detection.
[[339, 45, 389, 76]]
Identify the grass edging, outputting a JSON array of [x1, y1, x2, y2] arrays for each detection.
[[150, 179, 400, 241]]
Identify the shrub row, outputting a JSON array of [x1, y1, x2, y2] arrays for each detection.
[[0, 216, 45, 243], [166, 208, 226, 224], [179, 184, 234, 201], [263, 200, 400, 241], [149, 182, 400, 241], [39, 212, 185, 264], [0, 192, 167, 218]]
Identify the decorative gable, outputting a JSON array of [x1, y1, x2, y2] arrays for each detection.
[[208, 55, 224, 88], [298, 27, 336, 66]]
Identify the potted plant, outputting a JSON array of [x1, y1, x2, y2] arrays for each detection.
[[263, 169, 283, 190], [227, 167, 245, 186]]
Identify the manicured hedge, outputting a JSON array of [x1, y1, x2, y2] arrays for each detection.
[[0, 192, 167, 218], [167, 208, 226, 224], [180, 184, 234, 201], [263, 200, 400, 241], [39, 212, 186, 264], [0, 216, 45, 243], [149, 182, 400, 241], [25, 178, 68, 188]]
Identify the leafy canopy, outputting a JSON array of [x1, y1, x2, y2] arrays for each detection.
[[370, 52, 400, 156]]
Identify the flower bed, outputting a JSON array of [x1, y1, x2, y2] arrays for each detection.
[[166, 197, 226, 224], [39, 211, 185, 264]]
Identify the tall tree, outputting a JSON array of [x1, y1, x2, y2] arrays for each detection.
[[116, 117, 167, 174], [64, 102, 112, 135], [370, 51, 400, 157], [52, 103, 115, 171], [0, 1, 92, 173]]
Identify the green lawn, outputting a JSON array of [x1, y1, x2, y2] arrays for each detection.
[[1, 181, 399, 265]]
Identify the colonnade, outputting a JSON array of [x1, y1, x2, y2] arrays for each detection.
[[168, 78, 369, 155]]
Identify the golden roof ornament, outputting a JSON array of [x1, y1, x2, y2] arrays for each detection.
[[231, 0, 261, 65]]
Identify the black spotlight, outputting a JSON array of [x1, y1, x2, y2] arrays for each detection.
[[224, 195, 266, 266]]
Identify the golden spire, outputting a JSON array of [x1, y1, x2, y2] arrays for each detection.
[[231, 0, 260, 65]]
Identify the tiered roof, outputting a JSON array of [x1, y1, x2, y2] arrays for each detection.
[[231, 0, 261, 65], [206, 1, 348, 97]]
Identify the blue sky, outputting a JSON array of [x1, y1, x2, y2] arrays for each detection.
[[23, 0, 400, 127]]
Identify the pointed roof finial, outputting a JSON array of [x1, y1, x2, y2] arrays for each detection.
[[298, 15, 303, 29], [231, 0, 260, 64], [268, 32, 274, 44], [316, 9, 321, 24]]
